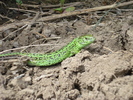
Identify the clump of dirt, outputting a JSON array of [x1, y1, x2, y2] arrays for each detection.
[[60, 50, 133, 100], [0, 1, 133, 100]]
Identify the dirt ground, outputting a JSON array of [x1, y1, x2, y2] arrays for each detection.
[[0, 1, 133, 100]]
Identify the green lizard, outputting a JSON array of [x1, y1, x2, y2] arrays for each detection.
[[0, 35, 95, 66]]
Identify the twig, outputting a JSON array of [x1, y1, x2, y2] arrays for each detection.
[[0, 43, 61, 54], [26, 12, 40, 29], [0, 59, 18, 63], [35, 74, 54, 81], [31, 37, 61, 45], [117, 9, 133, 12], [1, 24, 28, 41], [93, 9, 112, 29], [21, 36, 61, 52], [30, 37, 61, 46], [33, 32, 47, 38], [38, 1, 133, 22], [21, 2, 82, 9], [0, 14, 15, 22], [0, 1, 7, 9], [9, 7, 37, 13], [1, 12, 40, 41], [103, 46, 114, 53], [0, 20, 30, 32]]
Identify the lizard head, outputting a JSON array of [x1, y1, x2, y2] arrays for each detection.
[[77, 34, 95, 49]]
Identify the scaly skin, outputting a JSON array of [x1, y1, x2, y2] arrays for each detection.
[[0, 35, 95, 66]]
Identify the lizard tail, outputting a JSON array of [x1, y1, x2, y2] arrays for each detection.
[[0, 52, 27, 57]]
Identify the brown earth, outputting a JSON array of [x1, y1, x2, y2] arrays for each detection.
[[0, 3, 133, 100]]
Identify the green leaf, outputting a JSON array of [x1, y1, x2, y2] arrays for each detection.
[[54, 8, 63, 13], [64, 7, 75, 13], [16, 0, 23, 5]]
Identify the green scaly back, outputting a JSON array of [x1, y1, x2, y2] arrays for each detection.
[[0, 35, 95, 66]]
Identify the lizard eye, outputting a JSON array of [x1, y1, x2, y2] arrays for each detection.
[[85, 37, 95, 42], [84, 37, 88, 40], [83, 37, 90, 42]]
